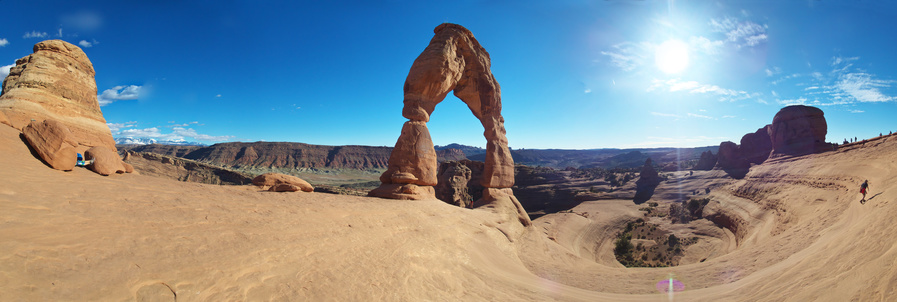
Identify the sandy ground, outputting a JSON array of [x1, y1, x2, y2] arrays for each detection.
[[2, 122, 897, 301]]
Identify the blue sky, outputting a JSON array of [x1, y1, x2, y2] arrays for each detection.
[[1, 1, 895, 149]]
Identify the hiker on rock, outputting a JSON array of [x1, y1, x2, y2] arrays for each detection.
[[860, 180, 870, 203]]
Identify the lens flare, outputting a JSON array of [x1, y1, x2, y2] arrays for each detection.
[[655, 39, 689, 74]]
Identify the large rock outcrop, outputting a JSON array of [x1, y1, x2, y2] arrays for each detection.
[[0, 40, 116, 153], [716, 141, 744, 170], [768, 105, 830, 158], [369, 23, 529, 228], [715, 125, 773, 174], [634, 158, 661, 204], [740, 125, 773, 165], [694, 150, 718, 170]]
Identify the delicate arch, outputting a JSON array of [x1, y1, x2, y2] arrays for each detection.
[[370, 23, 514, 200]]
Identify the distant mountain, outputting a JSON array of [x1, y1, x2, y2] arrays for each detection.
[[121, 142, 467, 171], [434, 143, 486, 156], [114, 137, 207, 146], [468, 146, 718, 169]]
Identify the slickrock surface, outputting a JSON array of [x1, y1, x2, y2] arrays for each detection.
[[3, 114, 897, 301]]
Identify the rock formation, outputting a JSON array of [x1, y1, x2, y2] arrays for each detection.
[[269, 183, 303, 192], [740, 125, 773, 165], [694, 150, 718, 170], [634, 158, 661, 204], [369, 23, 529, 228], [0, 40, 117, 152], [714, 125, 774, 174], [123, 142, 463, 171], [768, 105, 830, 158], [716, 141, 743, 170], [122, 151, 252, 185], [371, 23, 514, 197], [434, 160, 486, 208], [85, 146, 127, 175], [22, 119, 78, 171], [252, 173, 314, 192]]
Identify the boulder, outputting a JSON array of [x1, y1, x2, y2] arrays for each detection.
[[0, 40, 117, 152], [85, 146, 126, 176], [269, 183, 301, 192], [252, 173, 314, 192], [22, 119, 78, 171], [768, 105, 829, 158], [372, 23, 517, 205]]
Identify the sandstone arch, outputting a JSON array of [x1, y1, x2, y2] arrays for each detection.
[[369, 24, 529, 226]]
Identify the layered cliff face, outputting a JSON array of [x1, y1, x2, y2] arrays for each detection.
[[0, 40, 116, 152], [122, 151, 253, 185], [124, 142, 466, 171]]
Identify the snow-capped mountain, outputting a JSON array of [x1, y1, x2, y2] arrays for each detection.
[[114, 137, 207, 146]]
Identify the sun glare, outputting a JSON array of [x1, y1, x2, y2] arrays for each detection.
[[655, 39, 689, 74]]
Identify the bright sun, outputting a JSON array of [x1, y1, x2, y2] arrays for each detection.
[[655, 39, 689, 74]]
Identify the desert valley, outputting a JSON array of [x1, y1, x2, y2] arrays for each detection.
[[2, 18, 897, 302]]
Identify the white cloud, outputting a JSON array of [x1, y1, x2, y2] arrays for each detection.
[[849, 109, 864, 113], [113, 125, 234, 143], [1, 63, 14, 80], [78, 40, 93, 48], [834, 73, 894, 103], [648, 78, 755, 102], [687, 113, 714, 119], [98, 85, 142, 106], [709, 17, 768, 48], [0, 38, 8, 47], [722, 115, 736, 118], [600, 41, 652, 71], [584, 89, 591, 94], [106, 121, 137, 132], [23, 31, 48, 38], [779, 97, 808, 105], [215, 94, 222, 97], [689, 36, 725, 55]]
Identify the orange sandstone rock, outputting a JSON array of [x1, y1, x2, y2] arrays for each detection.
[[22, 119, 78, 171], [0, 40, 117, 152], [372, 23, 516, 201], [85, 146, 127, 176], [252, 173, 314, 192]]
